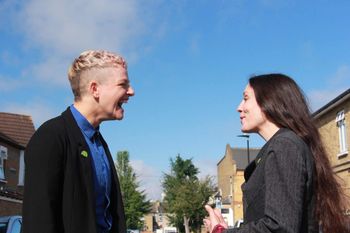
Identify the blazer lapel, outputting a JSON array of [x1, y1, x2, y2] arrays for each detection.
[[61, 108, 96, 212]]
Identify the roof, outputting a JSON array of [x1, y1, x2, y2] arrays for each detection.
[[0, 131, 24, 149], [217, 144, 261, 170], [0, 112, 35, 147], [231, 147, 260, 170], [312, 88, 350, 119]]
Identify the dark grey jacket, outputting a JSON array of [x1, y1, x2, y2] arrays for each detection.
[[226, 128, 319, 233]]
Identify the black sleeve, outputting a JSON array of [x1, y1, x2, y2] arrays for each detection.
[[22, 120, 65, 233]]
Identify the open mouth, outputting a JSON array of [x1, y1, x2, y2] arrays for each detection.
[[117, 99, 129, 108]]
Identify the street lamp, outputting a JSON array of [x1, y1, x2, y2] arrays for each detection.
[[237, 134, 250, 164]]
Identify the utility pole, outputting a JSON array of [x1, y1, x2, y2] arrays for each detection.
[[237, 134, 250, 164]]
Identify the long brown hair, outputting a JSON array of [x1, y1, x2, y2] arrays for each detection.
[[249, 73, 349, 233]]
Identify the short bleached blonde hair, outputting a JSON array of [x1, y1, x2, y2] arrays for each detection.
[[68, 50, 127, 101]]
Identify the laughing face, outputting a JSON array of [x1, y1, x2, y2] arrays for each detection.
[[97, 67, 134, 121], [237, 84, 267, 134]]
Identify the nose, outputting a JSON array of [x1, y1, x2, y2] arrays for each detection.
[[127, 85, 135, 96], [237, 100, 243, 113]]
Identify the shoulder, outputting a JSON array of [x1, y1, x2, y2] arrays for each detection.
[[34, 115, 65, 137], [28, 109, 74, 146], [32, 108, 73, 137], [265, 128, 312, 167], [269, 128, 309, 152]]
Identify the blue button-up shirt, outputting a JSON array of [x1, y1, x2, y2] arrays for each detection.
[[70, 105, 112, 233]]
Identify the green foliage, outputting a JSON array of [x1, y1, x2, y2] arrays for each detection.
[[162, 154, 215, 233], [115, 151, 152, 230]]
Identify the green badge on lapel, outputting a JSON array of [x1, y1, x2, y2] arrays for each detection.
[[81, 150, 88, 158]]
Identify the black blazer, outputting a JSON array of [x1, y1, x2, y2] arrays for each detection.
[[227, 129, 319, 233], [22, 108, 126, 233]]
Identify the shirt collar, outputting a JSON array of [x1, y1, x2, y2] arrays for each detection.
[[70, 105, 99, 140]]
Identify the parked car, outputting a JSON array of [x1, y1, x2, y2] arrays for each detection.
[[0, 216, 22, 233], [127, 229, 140, 233]]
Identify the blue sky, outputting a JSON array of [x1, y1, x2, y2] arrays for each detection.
[[1, 0, 350, 200]]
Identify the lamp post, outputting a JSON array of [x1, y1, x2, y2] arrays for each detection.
[[237, 134, 250, 164]]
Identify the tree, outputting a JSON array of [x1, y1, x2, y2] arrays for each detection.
[[162, 154, 215, 233], [115, 151, 152, 230]]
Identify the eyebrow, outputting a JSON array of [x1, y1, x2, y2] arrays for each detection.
[[117, 79, 130, 84]]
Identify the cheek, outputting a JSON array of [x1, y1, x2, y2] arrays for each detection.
[[253, 111, 266, 125]]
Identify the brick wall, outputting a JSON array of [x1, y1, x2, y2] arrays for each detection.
[[0, 198, 22, 216], [3, 145, 22, 192], [217, 145, 244, 224], [315, 100, 350, 198], [232, 170, 244, 221]]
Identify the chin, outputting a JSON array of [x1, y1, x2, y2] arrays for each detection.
[[113, 109, 124, 120], [113, 115, 123, 120], [117, 112, 125, 120], [241, 127, 253, 133]]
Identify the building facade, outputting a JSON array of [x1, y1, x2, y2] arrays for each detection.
[[217, 144, 260, 226], [142, 200, 178, 233], [313, 89, 350, 205], [0, 112, 35, 215]]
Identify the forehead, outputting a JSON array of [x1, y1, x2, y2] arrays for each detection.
[[244, 84, 254, 95], [101, 67, 129, 82]]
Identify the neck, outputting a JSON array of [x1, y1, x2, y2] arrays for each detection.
[[73, 101, 100, 128], [258, 121, 280, 141]]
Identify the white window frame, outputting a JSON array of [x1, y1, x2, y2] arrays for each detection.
[[336, 110, 348, 156], [18, 150, 25, 186], [0, 146, 8, 180]]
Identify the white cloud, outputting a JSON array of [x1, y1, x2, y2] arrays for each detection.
[[30, 57, 71, 86], [17, 0, 145, 55], [128, 158, 218, 200], [130, 159, 162, 201], [308, 65, 350, 112], [308, 89, 345, 112], [5, 0, 163, 87], [330, 65, 350, 85], [195, 158, 217, 181], [1, 101, 57, 128]]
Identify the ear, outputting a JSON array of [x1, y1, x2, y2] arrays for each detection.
[[88, 80, 100, 98]]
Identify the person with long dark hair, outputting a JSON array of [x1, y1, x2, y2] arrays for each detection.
[[204, 74, 349, 233]]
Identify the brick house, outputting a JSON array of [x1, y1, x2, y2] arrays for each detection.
[[216, 144, 260, 226], [0, 112, 35, 215], [313, 88, 350, 211], [143, 200, 175, 233]]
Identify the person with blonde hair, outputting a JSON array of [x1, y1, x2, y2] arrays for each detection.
[[204, 74, 349, 233], [23, 50, 135, 233]]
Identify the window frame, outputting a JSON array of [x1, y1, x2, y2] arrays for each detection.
[[0, 146, 8, 181], [336, 110, 348, 157]]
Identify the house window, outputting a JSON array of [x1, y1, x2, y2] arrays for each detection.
[[0, 146, 8, 180], [336, 110, 348, 155]]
